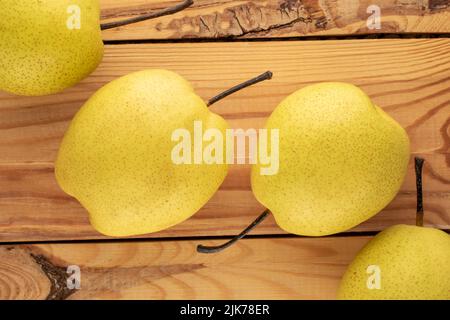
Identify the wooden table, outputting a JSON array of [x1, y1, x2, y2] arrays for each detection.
[[0, 0, 449, 300]]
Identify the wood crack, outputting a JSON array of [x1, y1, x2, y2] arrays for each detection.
[[163, 0, 314, 38], [429, 0, 450, 10], [30, 253, 76, 300], [235, 16, 312, 38], [199, 16, 211, 33], [225, 1, 313, 38]]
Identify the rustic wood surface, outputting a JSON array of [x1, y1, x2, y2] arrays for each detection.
[[1, 1, 449, 300], [1, 39, 449, 242], [99, 0, 450, 40], [0, 236, 371, 300]]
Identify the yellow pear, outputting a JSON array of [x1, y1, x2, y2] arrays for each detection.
[[55, 69, 229, 236], [252, 82, 410, 236], [338, 224, 450, 299], [339, 157, 450, 299], [0, 0, 193, 96], [0, 0, 103, 96]]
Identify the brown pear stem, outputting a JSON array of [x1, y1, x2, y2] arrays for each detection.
[[207, 71, 273, 107], [197, 209, 271, 254], [100, 0, 193, 30], [198, 71, 273, 253], [415, 157, 425, 227]]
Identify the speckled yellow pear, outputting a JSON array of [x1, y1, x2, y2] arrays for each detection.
[[251, 82, 410, 236], [0, 0, 103, 96], [338, 225, 450, 299], [55, 70, 228, 236]]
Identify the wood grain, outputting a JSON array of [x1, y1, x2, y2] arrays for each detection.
[[99, 0, 450, 40], [0, 236, 371, 300], [0, 39, 449, 242]]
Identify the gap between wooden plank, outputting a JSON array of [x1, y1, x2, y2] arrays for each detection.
[[1, 229, 449, 247], [103, 33, 450, 45]]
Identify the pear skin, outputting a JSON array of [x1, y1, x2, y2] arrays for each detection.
[[55, 70, 228, 236], [0, 0, 103, 96], [251, 82, 410, 236], [338, 225, 450, 299]]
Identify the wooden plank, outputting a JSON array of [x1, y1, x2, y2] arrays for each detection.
[[0, 236, 371, 300], [0, 39, 449, 242], [0, 158, 448, 242], [99, 0, 450, 41]]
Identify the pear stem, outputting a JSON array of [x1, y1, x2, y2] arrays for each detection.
[[100, 0, 193, 30], [197, 209, 271, 254], [415, 157, 425, 227], [207, 71, 273, 107], [198, 71, 273, 253]]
